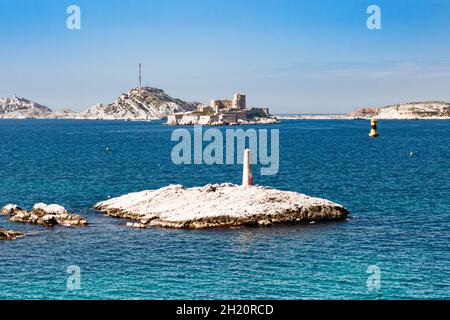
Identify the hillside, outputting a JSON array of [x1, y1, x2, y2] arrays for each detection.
[[350, 101, 450, 119], [0, 95, 53, 119], [0, 87, 199, 120], [79, 87, 199, 120]]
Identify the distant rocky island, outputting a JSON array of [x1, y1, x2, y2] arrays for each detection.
[[0, 87, 199, 120], [167, 93, 279, 125], [349, 101, 450, 120], [0, 95, 54, 119], [2, 90, 449, 122], [277, 101, 450, 120], [81, 87, 199, 120], [0, 89, 278, 125]]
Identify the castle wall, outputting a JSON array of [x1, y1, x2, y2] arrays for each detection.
[[220, 113, 238, 123], [198, 115, 215, 125], [245, 108, 270, 117], [210, 99, 233, 110]]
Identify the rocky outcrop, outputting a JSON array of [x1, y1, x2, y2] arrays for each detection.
[[0, 95, 53, 119], [79, 87, 199, 120], [0, 229, 24, 240], [1, 203, 88, 227], [350, 101, 450, 119], [94, 184, 349, 229]]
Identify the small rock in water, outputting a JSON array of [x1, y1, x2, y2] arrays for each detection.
[[126, 222, 147, 229], [1, 203, 88, 227], [0, 228, 24, 240]]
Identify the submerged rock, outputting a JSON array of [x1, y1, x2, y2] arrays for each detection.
[[94, 184, 349, 229], [1, 203, 88, 227], [0, 229, 24, 240]]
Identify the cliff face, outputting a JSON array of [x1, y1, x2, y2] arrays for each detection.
[[79, 87, 199, 120], [350, 101, 450, 119], [0, 96, 53, 119]]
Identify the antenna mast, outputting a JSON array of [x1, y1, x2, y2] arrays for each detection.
[[139, 63, 142, 88]]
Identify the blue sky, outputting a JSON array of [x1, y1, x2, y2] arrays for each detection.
[[1, 0, 450, 113]]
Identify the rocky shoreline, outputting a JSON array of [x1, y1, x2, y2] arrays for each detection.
[[94, 183, 349, 229], [167, 115, 280, 126], [1, 203, 88, 227]]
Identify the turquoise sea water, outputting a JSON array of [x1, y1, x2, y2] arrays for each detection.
[[0, 119, 449, 300]]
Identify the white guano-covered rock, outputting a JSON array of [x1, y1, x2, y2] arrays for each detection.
[[1, 203, 88, 227], [94, 184, 349, 229], [32, 203, 67, 215], [1, 204, 21, 215]]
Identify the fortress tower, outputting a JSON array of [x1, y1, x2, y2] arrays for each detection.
[[232, 93, 246, 109]]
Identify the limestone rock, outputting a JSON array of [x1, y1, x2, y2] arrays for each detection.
[[33, 203, 67, 215], [1, 203, 88, 227], [126, 222, 147, 229], [0, 95, 52, 119], [79, 87, 199, 120], [1, 204, 22, 215], [0, 229, 24, 240], [0, 87, 200, 120], [349, 101, 450, 119], [94, 184, 349, 229]]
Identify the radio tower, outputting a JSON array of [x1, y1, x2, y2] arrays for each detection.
[[138, 63, 142, 88]]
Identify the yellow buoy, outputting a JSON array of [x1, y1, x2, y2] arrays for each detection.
[[369, 118, 379, 137]]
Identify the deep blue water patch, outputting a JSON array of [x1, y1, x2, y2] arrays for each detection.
[[0, 119, 449, 299]]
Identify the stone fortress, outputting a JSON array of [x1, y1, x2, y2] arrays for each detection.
[[166, 93, 278, 125]]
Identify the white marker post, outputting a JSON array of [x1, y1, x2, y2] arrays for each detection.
[[242, 149, 253, 188]]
